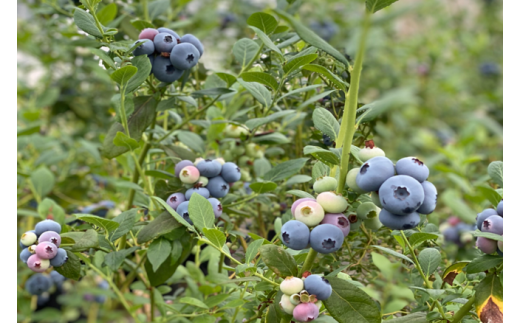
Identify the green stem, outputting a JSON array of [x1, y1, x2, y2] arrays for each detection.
[[224, 194, 259, 208], [150, 286, 155, 321], [238, 45, 264, 77], [450, 295, 476, 323], [300, 248, 318, 276], [120, 88, 131, 136], [142, 0, 149, 22]]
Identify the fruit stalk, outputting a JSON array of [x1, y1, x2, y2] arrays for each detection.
[[300, 248, 318, 276], [449, 295, 476, 323]]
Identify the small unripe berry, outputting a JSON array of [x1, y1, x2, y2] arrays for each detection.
[[291, 198, 316, 216], [316, 192, 348, 213], [279, 294, 296, 315], [21, 231, 38, 246], [346, 168, 367, 193], [313, 176, 337, 193], [179, 166, 200, 184], [294, 201, 325, 227], [280, 276, 304, 295], [27, 255, 51, 273], [358, 140, 385, 162], [292, 302, 319, 322]]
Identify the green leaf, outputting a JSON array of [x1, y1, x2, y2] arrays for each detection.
[[30, 167, 55, 198], [247, 12, 278, 35], [105, 247, 139, 271], [233, 38, 260, 68], [286, 175, 312, 186], [191, 87, 234, 98], [356, 88, 416, 124], [89, 48, 116, 69], [471, 231, 503, 241], [366, 0, 400, 13], [418, 248, 441, 276], [53, 250, 81, 280], [136, 211, 182, 244], [62, 229, 99, 252], [245, 110, 295, 129], [249, 26, 283, 56], [97, 3, 117, 25], [205, 294, 231, 308], [249, 181, 277, 193], [144, 170, 175, 180], [371, 245, 413, 264], [323, 277, 382, 323], [277, 84, 323, 102], [178, 297, 209, 309], [476, 185, 503, 206], [126, 55, 152, 93], [286, 190, 315, 199], [130, 20, 155, 31], [237, 79, 272, 107], [408, 233, 439, 247], [148, 238, 173, 271], [303, 146, 340, 165], [113, 131, 140, 150], [274, 10, 350, 67], [202, 228, 226, 250], [312, 161, 330, 180], [252, 132, 290, 144], [475, 274, 503, 322], [74, 214, 120, 233], [487, 161, 503, 187], [283, 54, 319, 75], [241, 72, 278, 90], [259, 245, 298, 277], [245, 239, 264, 264], [153, 196, 195, 230], [111, 66, 138, 85], [189, 193, 216, 231], [74, 8, 103, 38], [145, 256, 177, 287], [215, 73, 237, 87], [300, 90, 336, 110], [264, 158, 309, 182], [442, 261, 470, 285], [162, 145, 197, 162], [313, 107, 340, 140], [176, 131, 205, 154], [303, 64, 347, 90], [37, 198, 65, 226], [384, 312, 427, 323], [148, 0, 169, 20], [466, 255, 503, 274]]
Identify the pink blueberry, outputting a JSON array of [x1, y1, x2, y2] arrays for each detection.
[[35, 242, 58, 260], [291, 198, 316, 216], [138, 28, 159, 41], [166, 192, 186, 210], [27, 255, 51, 273], [476, 237, 497, 254], [292, 303, 319, 322], [320, 213, 350, 237], [38, 231, 61, 247], [179, 166, 200, 184]]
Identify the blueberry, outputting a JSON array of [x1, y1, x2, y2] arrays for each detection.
[[243, 182, 252, 195], [153, 32, 177, 53], [196, 159, 222, 177], [180, 34, 204, 57], [323, 134, 333, 146], [35, 220, 61, 236], [176, 201, 192, 224], [347, 213, 362, 231], [138, 28, 159, 41], [20, 248, 32, 263], [38, 231, 61, 247], [35, 242, 58, 260], [476, 237, 497, 254], [476, 208, 498, 230], [379, 209, 421, 230], [27, 255, 51, 273], [280, 276, 304, 295], [481, 215, 503, 235], [316, 191, 348, 213], [346, 168, 367, 193], [175, 160, 194, 177], [313, 176, 338, 193], [50, 271, 66, 289], [37, 293, 50, 306], [448, 216, 461, 226], [21, 231, 38, 247], [416, 181, 437, 214], [371, 191, 382, 208], [50, 248, 68, 267], [443, 226, 460, 244], [497, 200, 503, 216], [206, 176, 230, 198], [25, 274, 52, 295], [152, 56, 184, 83], [179, 165, 200, 184], [291, 198, 316, 215], [208, 198, 223, 218], [279, 294, 296, 315], [157, 27, 180, 42], [304, 274, 332, 300], [186, 187, 210, 200], [166, 193, 186, 210], [280, 220, 310, 250], [395, 157, 429, 183], [364, 216, 383, 231], [132, 39, 155, 56], [95, 295, 107, 303], [379, 175, 425, 215], [170, 43, 200, 70], [220, 162, 241, 183], [320, 213, 350, 237], [292, 302, 319, 322], [358, 145, 386, 162], [356, 156, 395, 192], [294, 201, 325, 227], [148, 55, 154, 72], [197, 176, 209, 187], [309, 223, 344, 254], [479, 62, 500, 76], [356, 202, 380, 220]]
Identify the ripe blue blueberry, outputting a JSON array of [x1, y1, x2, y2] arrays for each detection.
[[497, 200, 503, 216], [476, 237, 497, 254], [153, 32, 177, 53], [157, 27, 180, 41], [304, 274, 332, 300], [379, 175, 425, 215], [132, 39, 155, 56], [50, 248, 69, 267], [170, 43, 201, 70], [442, 226, 460, 244], [208, 198, 223, 218], [25, 274, 52, 295], [416, 181, 437, 214], [356, 156, 395, 192], [152, 56, 184, 83], [35, 220, 61, 236], [196, 159, 222, 177], [323, 134, 333, 146], [21, 230, 38, 247], [206, 176, 230, 198], [175, 160, 194, 177], [379, 209, 421, 230], [395, 157, 429, 183], [37, 293, 50, 307], [20, 248, 32, 263], [309, 223, 344, 254], [38, 231, 61, 247], [148, 54, 154, 70], [50, 271, 66, 289], [166, 192, 186, 210], [476, 208, 498, 230], [220, 162, 241, 183], [176, 201, 192, 225], [320, 213, 350, 237], [281, 220, 310, 250], [186, 187, 210, 200], [180, 34, 204, 57], [481, 215, 503, 235]]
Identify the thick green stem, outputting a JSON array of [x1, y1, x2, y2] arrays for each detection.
[[142, 0, 149, 22], [126, 142, 152, 210], [450, 295, 476, 323], [150, 286, 155, 321], [300, 248, 318, 276]]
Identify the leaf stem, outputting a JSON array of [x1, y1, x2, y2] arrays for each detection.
[[450, 295, 476, 323], [300, 248, 318, 276]]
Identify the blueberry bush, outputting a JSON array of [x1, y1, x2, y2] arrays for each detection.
[[17, 0, 503, 322]]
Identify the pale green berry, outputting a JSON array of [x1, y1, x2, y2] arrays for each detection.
[[358, 140, 385, 162], [215, 157, 226, 165], [356, 202, 380, 220], [294, 201, 325, 227], [313, 176, 338, 193], [21, 232, 38, 246], [279, 294, 296, 315], [346, 168, 367, 193], [364, 217, 382, 231], [316, 192, 348, 213], [290, 294, 301, 305], [197, 176, 209, 187], [246, 143, 264, 159], [280, 276, 304, 295], [347, 213, 362, 231], [371, 191, 382, 208]]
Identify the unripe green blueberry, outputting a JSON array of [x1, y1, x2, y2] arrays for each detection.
[[460, 232, 474, 244], [356, 202, 380, 221], [179, 166, 200, 184], [371, 191, 382, 208], [246, 143, 263, 159], [241, 169, 252, 182], [223, 124, 248, 138], [358, 140, 385, 162], [222, 151, 233, 162], [197, 176, 209, 187], [346, 168, 367, 193], [316, 192, 348, 213], [364, 217, 382, 231], [21, 231, 38, 246], [313, 176, 338, 193], [231, 145, 245, 155], [347, 213, 362, 231], [289, 294, 301, 305], [279, 294, 296, 315], [294, 201, 325, 227], [280, 276, 304, 295], [315, 300, 323, 310]]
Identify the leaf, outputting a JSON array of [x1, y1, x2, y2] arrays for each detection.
[[252, 132, 290, 144], [371, 245, 413, 264], [471, 231, 503, 241], [189, 193, 216, 231], [178, 297, 209, 309], [148, 0, 169, 20], [62, 229, 99, 252], [300, 90, 337, 110], [247, 12, 278, 35], [144, 256, 176, 287], [249, 26, 283, 56], [245, 110, 294, 129], [126, 55, 152, 93], [259, 245, 298, 277], [303, 64, 347, 90], [249, 182, 277, 194], [148, 238, 173, 272], [286, 190, 315, 199], [356, 88, 416, 124], [303, 146, 340, 165], [442, 261, 470, 286], [53, 250, 81, 280], [74, 214, 120, 233], [162, 145, 197, 162], [475, 274, 503, 323], [283, 54, 319, 75], [144, 170, 175, 180], [89, 48, 116, 69], [30, 167, 55, 198], [37, 198, 65, 226], [286, 175, 312, 186], [277, 84, 323, 102], [202, 228, 226, 250], [264, 158, 309, 182], [131, 20, 155, 31], [312, 161, 330, 180], [418, 248, 441, 276], [113, 131, 140, 150], [233, 38, 260, 68], [215, 73, 237, 87], [487, 161, 503, 187], [312, 108, 341, 141], [274, 10, 350, 67], [408, 233, 439, 247], [74, 8, 103, 38], [105, 246, 139, 271], [466, 255, 503, 274], [384, 312, 427, 323], [177, 131, 205, 154], [191, 87, 235, 98], [241, 72, 278, 90], [366, 0, 400, 13], [245, 239, 264, 264], [237, 79, 272, 107], [136, 211, 182, 244], [476, 185, 503, 206], [323, 277, 382, 323], [97, 3, 117, 25]]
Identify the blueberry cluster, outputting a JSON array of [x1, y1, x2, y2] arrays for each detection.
[[25, 271, 66, 306], [168, 158, 241, 224], [282, 188, 350, 254], [278, 274, 331, 321], [133, 28, 203, 83], [20, 220, 68, 273], [475, 200, 503, 255], [440, 216, 475, 246]]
